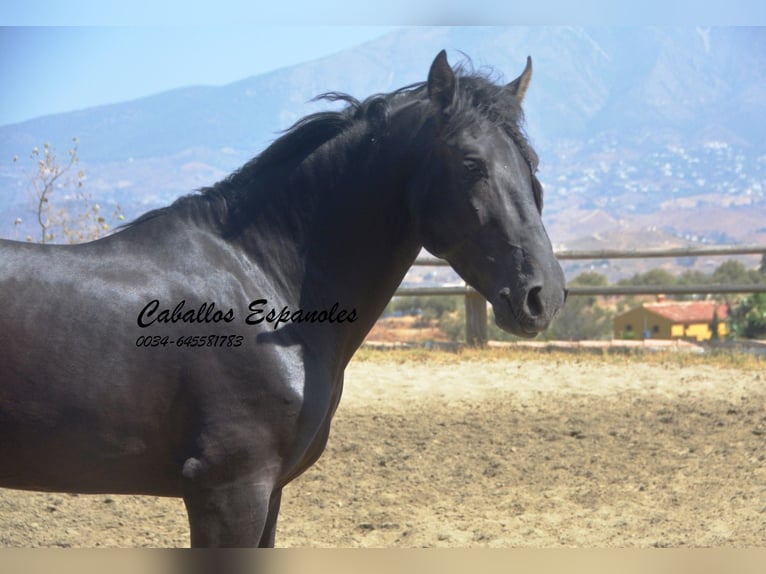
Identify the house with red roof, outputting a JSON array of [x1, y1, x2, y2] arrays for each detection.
[[614, 299, 728, 341]]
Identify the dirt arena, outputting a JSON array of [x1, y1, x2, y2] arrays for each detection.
[[1, 348, 764, 547]]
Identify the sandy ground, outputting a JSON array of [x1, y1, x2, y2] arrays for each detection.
[[1, 351, 764, 547]]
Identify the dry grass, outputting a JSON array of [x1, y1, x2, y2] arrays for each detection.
[[352, 343, 766, 371]]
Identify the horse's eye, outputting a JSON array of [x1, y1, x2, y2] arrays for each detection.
[[463, 156, 488, 179]]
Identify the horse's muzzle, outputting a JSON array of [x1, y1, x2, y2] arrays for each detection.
[[496, 284, 564, 337]]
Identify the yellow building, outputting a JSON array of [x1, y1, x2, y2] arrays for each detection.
[[614, 300, 728, 341]]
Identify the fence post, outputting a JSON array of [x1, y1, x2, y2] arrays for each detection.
[[465, 289, 488, 346]]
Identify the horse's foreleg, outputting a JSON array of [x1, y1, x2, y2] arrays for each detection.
[[258, 488, 283, 548], [181, 457, 276, 547]]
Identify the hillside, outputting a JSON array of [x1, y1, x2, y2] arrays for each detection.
[[1, 26, 764, 279]]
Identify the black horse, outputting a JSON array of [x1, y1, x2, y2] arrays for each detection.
[[0, 51, 566, 547]]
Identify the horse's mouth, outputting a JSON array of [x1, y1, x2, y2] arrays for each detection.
[[493, 308, 545, 339], [491, 288, 556, 338], [490, 302, 543, 338]]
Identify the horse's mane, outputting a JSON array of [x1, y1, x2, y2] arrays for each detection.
[[126, 61, 537, 231], [214, 61, 538, 193]]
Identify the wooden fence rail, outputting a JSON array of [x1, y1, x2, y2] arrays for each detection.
[[393, 245, 766, 345]]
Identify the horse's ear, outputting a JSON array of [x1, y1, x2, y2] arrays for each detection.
[[428, 50, 456, 113], [506, 56, 533, 102]]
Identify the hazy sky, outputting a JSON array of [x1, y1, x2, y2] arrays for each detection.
[[0, 27, 400, 125], [1, 1, 764, 125]]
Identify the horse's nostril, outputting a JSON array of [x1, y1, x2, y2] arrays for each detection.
[[525, 286, 544, 318]]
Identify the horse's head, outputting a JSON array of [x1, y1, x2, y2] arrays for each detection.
[[410, 51, 566, 338]]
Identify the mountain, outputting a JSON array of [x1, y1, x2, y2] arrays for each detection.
[[1, 26, 765, 277]]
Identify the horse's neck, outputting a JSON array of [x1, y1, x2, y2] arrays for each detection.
[[241, 131, 423, 353]]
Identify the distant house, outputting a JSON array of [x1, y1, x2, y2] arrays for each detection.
[[614, 300, 728, 341]]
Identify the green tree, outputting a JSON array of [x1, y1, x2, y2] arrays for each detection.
[[674, 269, 713, 300], [441, 304, 467, 342], [727, 293, 766, 339], [619, 268, 677, 287], [677, 269, 710, 286], [711, 260, 761, 285], [385, 295, 459, 320], [710, 307, 722, 341], [543, 271, 613, 341]]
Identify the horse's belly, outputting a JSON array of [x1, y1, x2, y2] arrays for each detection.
[[0, 421, 184, 496], [0, 355, 189, 497]]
